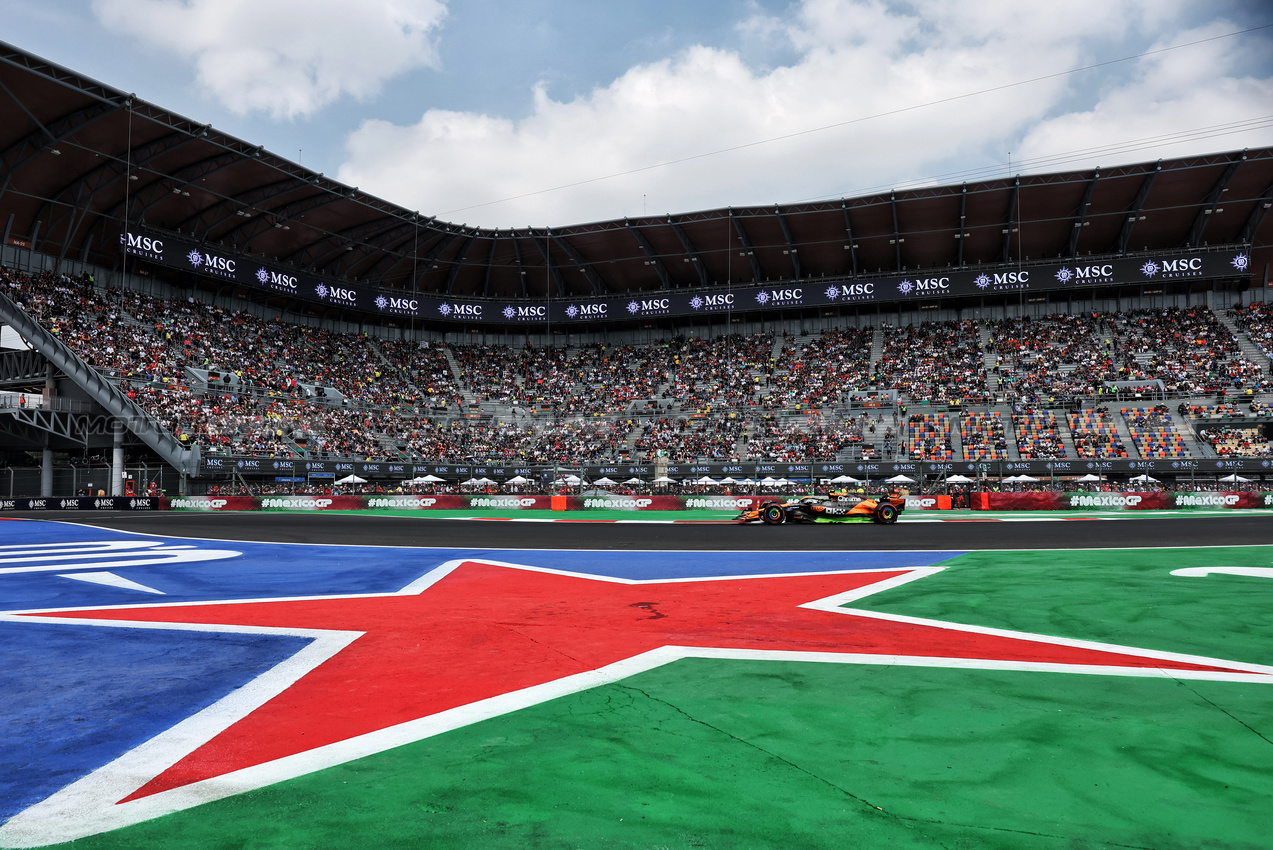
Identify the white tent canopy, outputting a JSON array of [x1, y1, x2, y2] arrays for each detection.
[[1076, 473, 1103, 482], [592, 477, 618, 486], [419, 474, 446, 483], [944, 474, 974, 484], [504, 475, 530, 485], [1218, 473, 1251, 482], [1129, 474, 1159, 483], [334, 474, 367, 485], [622, 477, 645, 485], [695, 476, 719, 485], [830, 474, 862, 484], [885, 474, 915, 484], [460, 477, 481, 486], [473, 477, 497, 486], [653, 476, 677, 484]]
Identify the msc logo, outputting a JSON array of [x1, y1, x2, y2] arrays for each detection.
[[1075, 264, 1113, 280], [1160, 257, 1203, 276], [900, 277, 949, 295], [121, 232, 163, 255], [627, 298, 670, 315], [384, 297, 418, 311], [257, 269, 298, 290], [826, 283, 874, 299], [187, 250, 236, 274], [447, 303, 483, 317], [512, 306, 546, 318], [567, 303, 608, 318], [756, 288, 803, 305], [705, 293, 734, 307], [994, 271, 1029, 285], [327, 287, 357, 302]]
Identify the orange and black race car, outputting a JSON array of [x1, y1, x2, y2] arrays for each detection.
[[736, 492, 906, 525]]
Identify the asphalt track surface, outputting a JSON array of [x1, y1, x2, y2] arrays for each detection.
[[18, 510, 1273, 550]]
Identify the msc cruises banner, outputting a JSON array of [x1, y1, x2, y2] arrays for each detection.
[[198, 455, 1273, 479], [123, 230, 1253, 326]]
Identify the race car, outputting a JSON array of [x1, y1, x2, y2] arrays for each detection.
[[736, 492, 906, 525]]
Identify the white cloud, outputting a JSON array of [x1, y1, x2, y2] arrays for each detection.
[[1015, 21, 1273, 171], [336, 0, 1273, 227], [93, 0, 448, 119]]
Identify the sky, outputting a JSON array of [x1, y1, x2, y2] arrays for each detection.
[[4, 0, 1273, 228]]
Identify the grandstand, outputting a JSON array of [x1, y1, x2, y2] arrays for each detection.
[[0, 42, 1272, 496]]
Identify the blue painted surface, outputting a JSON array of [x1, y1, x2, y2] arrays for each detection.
[[0, 519, 964, 821]]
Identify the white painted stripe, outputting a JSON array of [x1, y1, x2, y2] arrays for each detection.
[[57, 572, 166, 594]]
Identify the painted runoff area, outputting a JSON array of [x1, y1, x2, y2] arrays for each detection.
[[1, 519, 1271, 848]]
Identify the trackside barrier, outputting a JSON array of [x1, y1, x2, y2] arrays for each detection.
[[57, 492, 1272, 512], [0, 497, 164, 511], [975, 492, 1273, 510]]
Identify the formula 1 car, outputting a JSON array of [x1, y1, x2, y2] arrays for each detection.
[[736, 492, 905, 525]]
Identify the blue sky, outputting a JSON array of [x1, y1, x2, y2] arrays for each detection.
[[5, 1, 1272, 227]]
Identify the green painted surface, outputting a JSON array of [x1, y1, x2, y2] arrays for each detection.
[[36, 546, 1273, 849]]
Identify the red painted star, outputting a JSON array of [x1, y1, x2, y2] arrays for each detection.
[[6, 560, 1271, 846]]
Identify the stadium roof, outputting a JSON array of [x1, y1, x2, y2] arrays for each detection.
[[2, 40, 1271, 303]]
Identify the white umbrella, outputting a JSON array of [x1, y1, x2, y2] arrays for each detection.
[[593, 476, 618, 486], [1129, 473, 1159, 483], [1076, 473, 1103, 482], [945, 474, 974, 483], [461, 477, 481, 486], [1218, 473, 1251, 482], [504, 475, 530, 485], [885, 474, 915, 483], [696, 476, 719, 485], [334, 474, 367, 485], [563, 474, 582, 485], [830, 474, 863, 484], [622, 477, 645, 485]]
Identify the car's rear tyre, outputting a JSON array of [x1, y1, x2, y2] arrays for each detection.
[[761, 504, 786, 525], [873, 503, 898, 524]]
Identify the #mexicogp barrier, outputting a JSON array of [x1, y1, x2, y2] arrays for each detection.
[[158, 492, 1273, 512], [980, 492, 1273, 510]]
